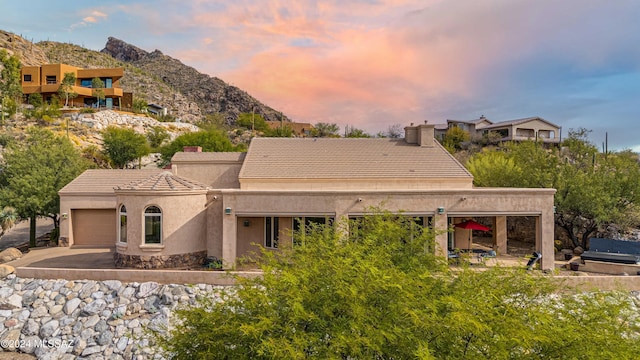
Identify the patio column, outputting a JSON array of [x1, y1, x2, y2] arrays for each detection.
[[221, 212, 237, 269], [493, 216, 507, 254], [537, 211, 555, 271], [434, 214, 448, 258]]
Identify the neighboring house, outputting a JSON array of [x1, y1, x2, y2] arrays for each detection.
[[434, 116, 493, 140], [21, 64, 126, 109], [147, 103, 167, 116], [266, 120, 313, 137], [481, 117, 561, 143], [59, 123, 556, 270], [435, 116, 561, 144]]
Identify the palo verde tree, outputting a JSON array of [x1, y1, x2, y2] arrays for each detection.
[[310, 122, 340, 137], [102, 126, 150, 169], [441, 126, 471, 153], [0, 49, 22, 122], [0, 127, 92, 246], [91, 77, 105, 107], [58, 72, 77, 107], [157, 210, 640, 359]]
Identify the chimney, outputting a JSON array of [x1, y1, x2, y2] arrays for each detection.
[[404, 121, 435, 147], [417, 121, 435, 147], [183, 146, 202, 152], [404, 123, 418, 144]]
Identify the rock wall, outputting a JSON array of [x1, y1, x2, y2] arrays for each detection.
[[113, 251, 207, 269], [0, 275, 225, 359], [73, 110, 199, 136]]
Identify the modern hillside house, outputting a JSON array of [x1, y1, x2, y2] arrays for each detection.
[[20, 64, 130, 109], [435, 116, 561, 143], [59, 123, 556, 270]]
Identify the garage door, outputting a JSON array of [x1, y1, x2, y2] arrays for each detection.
[[72, 209, 116, 247]]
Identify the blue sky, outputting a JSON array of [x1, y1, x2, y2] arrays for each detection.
[[3, 0, 640, 151]]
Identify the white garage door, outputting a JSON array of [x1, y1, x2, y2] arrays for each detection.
[[72, 209, 116, 247]]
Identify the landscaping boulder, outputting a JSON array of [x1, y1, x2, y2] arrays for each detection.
[[0, 247, 22, 263], [0, 264, 15, 278]]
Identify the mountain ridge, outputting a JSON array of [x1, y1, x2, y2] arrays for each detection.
[[0, 30, 287, 125]]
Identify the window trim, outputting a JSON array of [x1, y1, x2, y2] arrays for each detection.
[[23, 74, 32, 82], [264, 216, 279, 249], [118, 204, 127, 244], [143, 205, 163, 245]]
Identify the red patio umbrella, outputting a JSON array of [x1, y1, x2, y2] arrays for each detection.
[[454, 220, 491, 249], [454, 220, 491, 232]]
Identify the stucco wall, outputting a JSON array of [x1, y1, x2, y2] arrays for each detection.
[[173, 162, 242, 188], [115, 192, 207, 257], [218, 188, 556, 269]]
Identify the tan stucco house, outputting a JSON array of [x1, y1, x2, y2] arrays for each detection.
[[435, 116, 561, 144], [59, 123, 556, 270]]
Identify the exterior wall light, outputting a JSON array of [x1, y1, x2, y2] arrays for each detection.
[[61, 213, 68, 220], [225, 207, 232, 215], [437, 207, 445, 215]]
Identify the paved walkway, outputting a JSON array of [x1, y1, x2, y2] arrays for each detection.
[[0, 217, 54, 251]]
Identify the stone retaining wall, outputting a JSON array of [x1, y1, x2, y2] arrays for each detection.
[[113, 251, 207, 269], [0, 275, 226, 359]]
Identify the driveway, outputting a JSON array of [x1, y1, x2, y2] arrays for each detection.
[[6, 247, 115, 269], [0, 217, 54, 251]]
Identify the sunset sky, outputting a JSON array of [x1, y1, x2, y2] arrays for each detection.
[[3, 1, 640, 151]]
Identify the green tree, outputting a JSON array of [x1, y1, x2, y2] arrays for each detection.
[[467, 149, 523, 187], [556, 149, 640, 249], [344, 124, 371, 138], [146, 125, 170, 150], [58, 72, 77, 107], [0, 49, 22, 122], [102, 126, 150, 169], [237, 112, 268, 131], [157, 212, 640, 359], [0, 128, 92, 246], [91, 77, 105, 107], [0, 206, 18, 237], [81, 144, 112, 169], [132, 97, 148, 114], [310, 122, 340, 137], [28, 93, 43, 109], [158, 129, 240, 167], [441, 126, 471, 153], [466, 131, 640, 249]]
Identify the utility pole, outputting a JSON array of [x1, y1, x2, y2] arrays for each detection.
[[251, 107, 255, 131]]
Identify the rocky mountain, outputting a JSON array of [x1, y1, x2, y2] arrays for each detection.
[[101, 37, 286, 124], [0, 30, 48, 66], [0, 30, 286, 125]]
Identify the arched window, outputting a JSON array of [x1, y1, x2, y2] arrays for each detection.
[[144, 206, 162, 244], [118, 205, 127, 243]]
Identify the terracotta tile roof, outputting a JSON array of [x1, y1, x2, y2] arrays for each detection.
[[115, 171, 209, 191], [59, 169, 163, 194], [171, 152, 246, 163], [239, 138, 472, 179]]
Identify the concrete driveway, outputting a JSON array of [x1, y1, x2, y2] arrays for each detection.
[[6, 247, 115, 269]]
